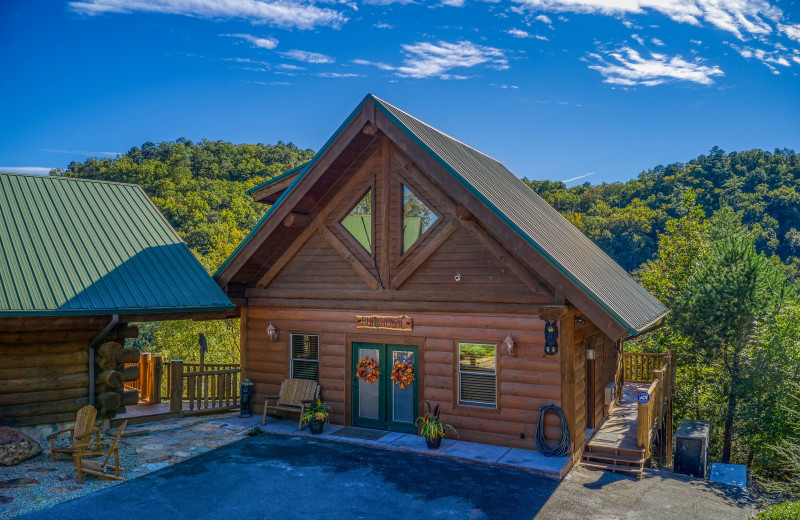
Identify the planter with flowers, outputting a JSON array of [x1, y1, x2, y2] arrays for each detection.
[[415, 402, 457, 449], [302, 398, 332, 434]]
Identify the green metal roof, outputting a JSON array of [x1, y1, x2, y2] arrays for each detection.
[[0, 172, 234, 316], [215, 94, 667, 334]]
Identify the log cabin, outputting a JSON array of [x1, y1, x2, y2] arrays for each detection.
[[0, 173, 235, 426], [214, 94, 668, 460]]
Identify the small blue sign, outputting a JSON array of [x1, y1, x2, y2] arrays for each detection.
[[637, 391, 650, 404]]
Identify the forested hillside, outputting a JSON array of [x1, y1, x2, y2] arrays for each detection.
[[525, 147, 800, 275]]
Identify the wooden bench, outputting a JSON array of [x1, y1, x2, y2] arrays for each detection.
[[262, 378, 321, 430]]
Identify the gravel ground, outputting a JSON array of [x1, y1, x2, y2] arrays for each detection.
[[0, 437, 136, 518]]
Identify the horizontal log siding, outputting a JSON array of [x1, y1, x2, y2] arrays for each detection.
[[246, 305, 565, 450], [267, 234, 372, 291], [401, 227, 544, 299], [0, 325, 98, 426]]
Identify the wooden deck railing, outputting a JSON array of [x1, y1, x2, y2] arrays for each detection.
[[123, 353, 163, 404], [168, 360, 240, 414], [163, 362, 239, 401], [630, 349, 676, 458], [623, 352, 666, 383]]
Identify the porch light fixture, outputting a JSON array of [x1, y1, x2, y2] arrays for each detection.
[[503, 333, 516, 357], [266, 322, 280, 342]]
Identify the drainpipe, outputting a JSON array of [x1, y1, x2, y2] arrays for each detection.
[[88, 314, 119, 407]]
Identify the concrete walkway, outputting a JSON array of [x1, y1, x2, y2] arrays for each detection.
[[258, 415, 572, 479]]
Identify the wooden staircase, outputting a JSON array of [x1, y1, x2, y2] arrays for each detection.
[[581, 444, 646, 479]]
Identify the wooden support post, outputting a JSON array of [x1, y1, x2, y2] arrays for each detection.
[[169, 360, 184, 413], [151, 355, 163, 404], [141, 353, 152, 403]]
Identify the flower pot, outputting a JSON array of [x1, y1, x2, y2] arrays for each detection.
[[309, 421, 324, 434], [426, 436, 442, 450]]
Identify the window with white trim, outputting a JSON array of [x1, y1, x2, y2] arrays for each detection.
[[458, 342, 497, 407], [290, 334, 319, 382]]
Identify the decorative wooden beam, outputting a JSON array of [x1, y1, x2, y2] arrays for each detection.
[[390, 219, 460, 290], [319, 226, 383, 291], [255, 154, 381, 289], [380, 138, 392, 286], [362, 123, 378, 136], [537, 305, 570, 322], [281, 212, 312, 228]]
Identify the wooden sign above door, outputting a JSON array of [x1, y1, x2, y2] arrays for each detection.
[[356, 314, 413, 331]]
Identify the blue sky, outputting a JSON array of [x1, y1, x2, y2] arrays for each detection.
[[1, 0, 798, 184]]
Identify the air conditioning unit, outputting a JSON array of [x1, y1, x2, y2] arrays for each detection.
[[675, 420, 711, 478], [604, 382, 616, 405]]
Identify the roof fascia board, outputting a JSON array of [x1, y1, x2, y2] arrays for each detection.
[[214, 95, 375, 286], [246, 163, 308, 202]]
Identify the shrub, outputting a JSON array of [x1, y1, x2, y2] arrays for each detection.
[[751, 500, 800, 520]]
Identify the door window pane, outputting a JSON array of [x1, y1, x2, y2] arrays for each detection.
[[392, 350, 415, 424], [357, 348, 380, 420]]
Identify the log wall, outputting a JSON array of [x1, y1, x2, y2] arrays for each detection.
[[0, 318, 139, 426], [246, 305, 568, 450]]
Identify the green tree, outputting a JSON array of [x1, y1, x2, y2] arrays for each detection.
[[674, 208, 789, 462]]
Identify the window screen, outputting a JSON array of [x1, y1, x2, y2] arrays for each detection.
[[458, 343, 496, 407], [291, 334, 319, 382]]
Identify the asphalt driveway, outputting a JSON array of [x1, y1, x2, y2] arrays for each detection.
[[20, 432, 558, 520], [19, 431, 756, 520]]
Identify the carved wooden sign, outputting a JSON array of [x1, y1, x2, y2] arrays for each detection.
[[356, 314, 413, 331]]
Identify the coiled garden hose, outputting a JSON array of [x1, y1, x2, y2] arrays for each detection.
[[536, 404, 572, 457]]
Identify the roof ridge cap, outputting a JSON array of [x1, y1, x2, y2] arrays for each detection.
[[0, 171, 139, 188]]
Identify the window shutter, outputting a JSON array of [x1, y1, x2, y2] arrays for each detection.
[[458, 343, 496, 407], [291, 334, 319, 382]]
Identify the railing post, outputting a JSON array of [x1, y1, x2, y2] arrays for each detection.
[[170, 360, 184, 413], [141, 353, 152, 403], [152, 355, 163, 404]]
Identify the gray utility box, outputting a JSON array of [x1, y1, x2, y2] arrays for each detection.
[[675, 420, 710, 478]]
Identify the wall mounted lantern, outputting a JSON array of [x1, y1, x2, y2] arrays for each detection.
[[266, 322, 280, 342], [503, 333, 516, 356]]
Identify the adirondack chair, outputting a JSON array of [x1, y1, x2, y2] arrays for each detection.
[[48, 404, 100, 462], [73, 420, 127, 484], [262, 378, 321, 430]]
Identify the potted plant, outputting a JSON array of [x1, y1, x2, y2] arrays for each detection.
[[302, 398, 332, 434], [415, 402, 457, 449]]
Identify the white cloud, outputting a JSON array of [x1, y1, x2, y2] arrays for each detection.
[[69, 0, 347, 30], [511, 0, 788, 40], [588, 46, 724, 86], [439, 0, 465, 6], [0, 167, 55, 175], [396, 40, 509, 78], [317, 72, 361, 77], [534, 34, 549, 40], [631, 33, 645, 45], [221, 33, 278, 49], [280, 49, 334, 63], [691, 39, 703, 44], [38, 148, 121, 156], [507, 28, 532, 38], [651, 37, 665, 46], [728, 42, 794, 71], [355, 40, 508, 79], [373, 22, 393, 29], [535, 14, 552, 25], [276, 63, 305, 70], [779, 23, 800, 42]]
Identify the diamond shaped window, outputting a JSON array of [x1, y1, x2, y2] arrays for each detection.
[[403, 185, 437, 253], [341, 190, 372, 254]]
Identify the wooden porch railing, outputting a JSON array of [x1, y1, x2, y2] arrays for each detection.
[[625, 350, 676, 458], [123, 353, 163, 404], [163, 362, 240, 401], [168, 360, 240, 414], [623, 352, 666, 383]]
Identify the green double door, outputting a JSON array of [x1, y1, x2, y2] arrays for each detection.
[[352, 342, 418, 433]]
